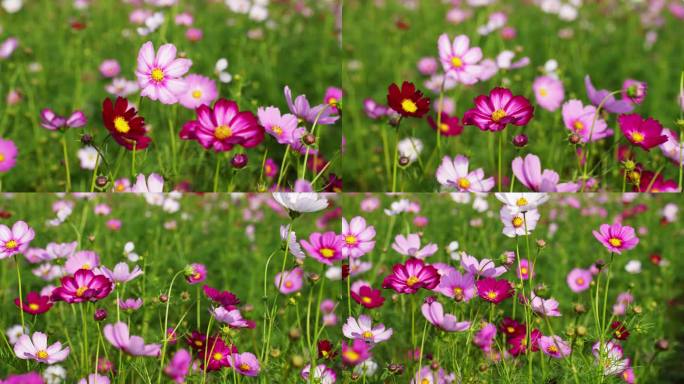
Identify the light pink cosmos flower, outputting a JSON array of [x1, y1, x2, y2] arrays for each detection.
[[460, 253, 507, 278], [540, 335, 571, 358], [274, 267, 303, 295], [421, 296, 470, 332], [342, 315, 393, 344], [229, 352, 260, 377], [40, 109, 88, 130], [592, 340, 628, 376], [104, 322, 160, 357], [13, 332, 70, 364], [533, 76, 565, 112], [566, 268, 592, 293], [436, 269, 476, 302], [164, 348, 191, 383], [437, 34, 483, 85], [592, 223, 639, 254], [211, 307, 256, 328], [131, 173, 164, 193], [0, 138, 18, 172], [530, 293, 561, 317], [436, 155, 495, 192], [118, 298, 143, 311], [301, 364, 337, 383], [561, 99, 612, 142], [257, 106, 299, 145], [0, 221, 35, 259], [512, 154, 579, 192], [500, 206, 540, 238], [177, 74, 217, 109], [99, 262, 144, 283], [341, 217, 376, 259], [391, 234, 438, 259], [64, 251, 100, 275], [78, 374, 111, 384], [135, 41, 192, 104], [0, 37, 19, 59], [659, 128, 684, 165], [99, 59, 121, 78]]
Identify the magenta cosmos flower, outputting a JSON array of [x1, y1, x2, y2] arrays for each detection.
[[177, 74, 217, 109], [382, 257, 440, 294], [533, 76, 565, 112], [422, 296, 470, 332], [180, 98, 264, 152], [0, 220, 35, 259], [437, 34, 483, 85], [341, 339, 371, 366], [104, 322, 160, 357], [436, 269, 476, 302], [0, 138, 18, 172], [463, 87, 534, 131], [341, 217, 376, 259], [512, 153, 578, 192], [566, 268, 592, 293], [436, 155, 495, 192], [350, 283, 385, 309], [13, 332, 70, 364], [184, 263, 206, 284], [592, 223, 639, 254], [135, 41, 192, 104], [164, 349, 192, 383], [51, 269, 113, 303], [562, 99, 612, 142], [300, 231, 345, 265], [618, 114, 668, 151], [476, 277, 514, 304], [14, 291, 53, 315]]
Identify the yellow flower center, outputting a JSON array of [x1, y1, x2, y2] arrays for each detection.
[[29, 303, 40, 311], [214, 125, 232, 140], [539, 87, 548, 97], [5, 240, 18, 249], [516, 197, 528, 206], [114, 116, 131, 133], [151, 68, 164, 82], [272, 125, 283, 136], [192, 90, 202, 99], [343, 350, 359, 362], [36, 350, 49, 359], [608, 238, 622, 247], [422, 379, 430, 384], [406, 276, 420, 287], [239, 363, 251, 371], [547, 345, 558, 354], [362, 331, 373, 339], [0, 152, 5, 162], [506, 326, 515, 334], [213, 352, 223, 361], [320, 248, 335, 258], [453, 287, 463, 296], [284, 281, 293, 288], [194, 340, 203, 347], [457, 177, 471, 189], [520, 267, 528, 275], [491, 109, 506, 122], [631, 131, 645, 143], [573, 121, 584, 132], [82, 263, 91, 270], [345, 235, 357, 245], [576, 278, 584, 285], [76, 286, 88, 297], [486, 291, 498, 300], [328, 97, 338, 106], [512, 217, 524, 228], [401, 99, 418, 113], [362, 296, 372, 304], [439, 123, 449, 132], [193, 272, 201, 280], [115, 183, 126, 192], [451, 56, 463, 68]]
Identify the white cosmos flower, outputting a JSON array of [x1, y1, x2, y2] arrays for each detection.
[[625, 260, 641, 274], [272, 192, 328, 213], [495, 193, 549, 213], [77, 146, 99, 170], [215, 58, 233, 83], [1, 0, 23, 13], [397, 137, 423, 164]]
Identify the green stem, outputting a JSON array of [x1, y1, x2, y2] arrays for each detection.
[[213, 154, 221, 192], [62, 132, 71, 192], [14, 255, 25, 329]]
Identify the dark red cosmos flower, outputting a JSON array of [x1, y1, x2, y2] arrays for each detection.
[[202, 285, 240, 308], [387, 81, 431, 118], [476, 277, 514, 304], [508, 328, 541, 356], [428, 113, 463, 136], [51, 269, 113, 303], [499, 317, 525, 340], [618, 114, 668, 151], [14, 291, 53, 315], [351, 285, 385, 309], [317, 340, 337, 360], [611, 321, 630, 340], [650, 253, 662, 265], [102, 97, 150, 150], [324, 173, 343, 193], [186, 331, 208, 350]]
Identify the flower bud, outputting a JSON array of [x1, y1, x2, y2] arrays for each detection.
[[94, 308, 108, 321], [230, 153, 248, 169], [569, 134, 581, 145], [81, 134, 94, 145], [96, 176, 108, 188], [398, 156, 410, 166], [159, 294, 168, 303], [512, 134, 528, 148], [303, 133, 316, 145]]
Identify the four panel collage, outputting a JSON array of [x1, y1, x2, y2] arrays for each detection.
[[0, 0, 682, 383]]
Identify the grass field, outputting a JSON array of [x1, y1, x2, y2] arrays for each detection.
[[342, 0, 684, 192], [0, 0, 341, 192], [0, 192, 681, 383]]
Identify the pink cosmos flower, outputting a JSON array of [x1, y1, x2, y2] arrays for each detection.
[[78, 374, 111, 384], [301, 364, 337, 383], [592, 223, 639, 254], [0, 221, 35, 259], [391, 234, 437, 259], [179, 98, 264, 152], [621, 79, 647, 105], [562, 99, 612, 142], [264, 158, 278, 178], [257, 106, 299, 145], [512, 153, 578, 192], [275, 267, 304, 294], [342, 315, 393, 344], [229, 352, 260, 377], [284, 86, 339, 125], [51, 269, 112, 303], [99, 59, 121, 78], [212, 306, 255, 328], [0, 37, 18, 59], [585, 75, 634, 114], [618, 114, 669, 151], [413, 366, 457, 384], [118, 298, 143, 311], [177, 74, 217, 109], [500, 206, 540, 237], [540, 335, 571, 358], [341, 339, 371, 366], [592, 340, 628, 376], [417, 57, 438, 75], [659, 128, 684, 165], [64, 251, 100, 275], [436, 155, 495, 192], [341, 217, 376, 259], [436, 269, 476, 302], [530, 293, 561, 317], [300, 232, 345, 265], [44, 241, 77, 261], [460, 253, 506, 278], [533, 76, 565, 112], [164, 348, 192, 383], [473, 323, 497, 351], [476, 277, 514, 304], [40, 109, 87, 130], [463, 87, 534, 132], [421, 296, 470, 332], [99, 262, 143, 283], [103, 322, 161, 357], [566, 268, 592, 292], [13, 332, 70, 364], [324, 86, 342, 113], [0, 138, 18, 172], [437, 34, 483, 85], [135, 41, 192, 104], [516, 258, 534, 280], [184, 263, 206, 284], [363, 98, 390, 119], [382, 258, 440, 294]]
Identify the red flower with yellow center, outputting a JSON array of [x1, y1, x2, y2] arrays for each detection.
[[102, 97, 150, 150], [387, 81, 431, 118]]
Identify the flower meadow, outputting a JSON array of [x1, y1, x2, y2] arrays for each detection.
[[0, 0, 341, 192], [343, 0, 684, 192], [0, 192, 681, 383]]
